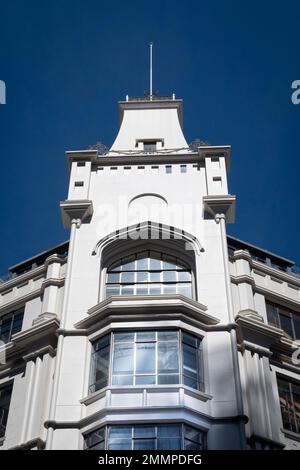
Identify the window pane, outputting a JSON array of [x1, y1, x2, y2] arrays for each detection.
[[108, 440, 132, 450], [109, 426, 132, 439], [136, 272, 148, 283], [133, 439, 155, 450], [112, 375, 133, 385], [158, 425, 181, 437], [106, 286, 120, 297], [291, 383, 300, 433], [107, 273, 120, 283], [114, 332, 135, 343], [278, 378, 296, 432], [162, 255, 176, 270], [279, 313, 294, 339], [149, 272, 160, 282], [185, 425, 204, 444], [177, 271, 191, 282], [158, 331, 178, 342], [136, 285, 149, 295], [163, 271, 177, 282], [158, 374, 179, 384], [136, 343, 156, 373], [163, 284, 177, 294], [0, 383, 13, 439], [113, 343, 134, 375], [158, 438, 181, 450], [91, 338, 110, 391], [121, 285, 134, 295], [136, 253, 148, 270], [136, 331, 156, 342], [121, 272, 135, 283], [136, 375, 156, 385], [293, 314, 300, 340], [85, 428, 105, 449], [121, 256, 135, 270], [158, 343, 179, 374], [266, 303, 279, 327], [149, 252, 161, 270], [134, 426, 155, 438], [177, 284, 192, 298], [149, 285, 161, 295]]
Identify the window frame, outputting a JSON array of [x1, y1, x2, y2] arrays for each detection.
[[84, 423, 207, 450], [0, 309, 24, 345], [89, 329, 204, 394], [266, 301, 300, 341], [103, 249, 195, 301], [0, 381, 13, 440], [277, 375, 300, 435]]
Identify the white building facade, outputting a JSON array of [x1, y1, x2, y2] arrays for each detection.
[[0, 95, 299, 450]]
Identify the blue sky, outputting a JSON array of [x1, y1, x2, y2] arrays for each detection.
[[0, 0, 299, 274]]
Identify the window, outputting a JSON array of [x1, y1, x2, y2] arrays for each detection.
[[165, 165, 172, 174], [105, 251, 193, 299], [277, 376, 300, 434], [143, 141, 157, 152], [266, 302, 300, 340], [89, 330, 203, 393], [180, 165, 187, 173], [0, 383, 13, 439], [85, 423, 206, 450], [0, 309, 24, 344]]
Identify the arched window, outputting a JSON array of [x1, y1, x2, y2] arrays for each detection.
[[105, 250, 193, 299]]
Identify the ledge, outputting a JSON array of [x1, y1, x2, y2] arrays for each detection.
[[81, 384, 213, 407], [75, 294, 219, 332]]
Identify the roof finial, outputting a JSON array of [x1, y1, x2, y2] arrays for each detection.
[[150, 42, 153, 100]]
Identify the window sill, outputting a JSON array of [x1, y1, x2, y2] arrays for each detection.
[[81, 384, 212, 406], [281, 428, 300, 443]]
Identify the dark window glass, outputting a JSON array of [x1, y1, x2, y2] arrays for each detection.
[[0, 310, 24, 344], [266, 302, 300, 341], [85, 423, 206, 450], [0, 383, 13, 439], [89, 335, 110, 393], [277, 377, 300, 434]]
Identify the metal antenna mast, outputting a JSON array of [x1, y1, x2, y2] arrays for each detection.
[[150, 42, 153, 99]]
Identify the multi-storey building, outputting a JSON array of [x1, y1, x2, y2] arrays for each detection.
[[0, 94, 299, 450]]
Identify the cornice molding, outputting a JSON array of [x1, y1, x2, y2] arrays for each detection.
[[75, 295, 219, 333], [231, 274, 256, 288], [203, 195, 236, 223], [40, 277, 65, 295], [0, 266, 45, 294], [60, 199, 93, 229]]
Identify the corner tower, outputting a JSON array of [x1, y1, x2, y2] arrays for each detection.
[[45, 94, 246, 450]]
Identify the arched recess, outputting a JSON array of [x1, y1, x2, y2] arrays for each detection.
[[92, 221, 204, 302]]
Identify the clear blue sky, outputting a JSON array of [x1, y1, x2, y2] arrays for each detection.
[[0, 0, 299, 274]]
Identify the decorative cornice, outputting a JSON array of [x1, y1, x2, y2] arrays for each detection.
[[203, 195, 236, 223], [231, 274, 256, 288], [75, 295, 219, 333], [22, 345, 56, 362], [60, 199, 93, 229], [0, 265, 45, 293], [251, 260, 300, 288], [40, 277, 65, 294], [0, 288, 43, 316]]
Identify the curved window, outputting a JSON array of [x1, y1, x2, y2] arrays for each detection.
[[89, 330, 203, 393], [85, 423, 206, 450], [105, 251, 192, 299]]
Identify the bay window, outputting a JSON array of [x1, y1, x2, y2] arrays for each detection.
[[85, 423, 206, 450], [89, 330, 203, 393]]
